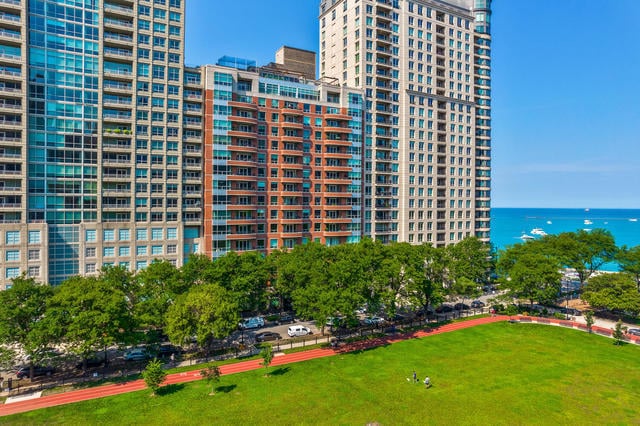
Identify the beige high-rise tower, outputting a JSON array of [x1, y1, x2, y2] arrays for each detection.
[[319, 0, 491, 246]]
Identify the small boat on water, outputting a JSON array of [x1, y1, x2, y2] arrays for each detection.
[[584, 219, 593, 225], [531, 228, 547, 236], [630, 218, 638, 222], [546, 220, 552, 225]]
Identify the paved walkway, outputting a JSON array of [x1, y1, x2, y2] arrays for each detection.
[[1, 314, 637, 417]]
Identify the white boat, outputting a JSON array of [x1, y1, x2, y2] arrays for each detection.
[[520, 233, 535, 241], [584, 219, 593, 225], [531, 228, 547, 236], [583, 228, 592, 232], [630, 218, 638, 222], [546, 220, 552, 225]]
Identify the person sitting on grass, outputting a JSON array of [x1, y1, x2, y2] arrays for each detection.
[[424, 376, 431, 388]]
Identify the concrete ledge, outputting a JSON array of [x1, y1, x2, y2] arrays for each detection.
[[5, 391, 42, 404]]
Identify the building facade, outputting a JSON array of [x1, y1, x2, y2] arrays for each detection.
[[318, 0, 491, 246], [201, 54, 364, 257], [0, 0, 202, 289]]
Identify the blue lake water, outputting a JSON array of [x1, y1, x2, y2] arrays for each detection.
[[491, 208, 640, 253]]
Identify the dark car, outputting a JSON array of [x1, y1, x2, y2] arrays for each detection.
[[435, 304, 454, 313], [278, 312, 295, 324], [255, 331, 282, 342], [75, 357, 105, 370], [470, 300, 485, 309], [454, 303, 470, 311], [156, 344, 183, 359], [627, 328, 640, 336], [16, 366, 55, 379], [390, 313, 409, 323]]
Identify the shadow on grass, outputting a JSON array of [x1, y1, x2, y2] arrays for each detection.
[[215, 384, 237, 394], [157, 383, 185, 396], [269, 367, 290, 376]]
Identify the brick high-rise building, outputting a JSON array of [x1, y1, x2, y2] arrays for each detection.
[[201, 50, 364, 257]]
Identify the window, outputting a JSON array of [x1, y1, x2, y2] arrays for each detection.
[[118, 229, 130, 241], [151, 245, 163, 255], [167, 244, 177, 254], [136, 246, 148, 256], [28, 231, 41, 244], [28, 250, 40, 260], [151, 228, 163, 240], [6, 267, 19, 279], [136, 228, 148, 240], [167, 228, 177, 239], [5, 231, 19, 245], [104, 229, 115, 242], [86, 247, 96, 257], [5, 250, 19, 261], [119, 246, 130, 257], [103, 247, 115, 257], [86, 264, 96, 273], [136, 261, 148, 271], [27, 266, 40, 277]]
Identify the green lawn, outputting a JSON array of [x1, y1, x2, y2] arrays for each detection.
[[6, 323, 640, 425]]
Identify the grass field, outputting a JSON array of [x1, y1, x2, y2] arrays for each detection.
[[6, 323, 640, 425]]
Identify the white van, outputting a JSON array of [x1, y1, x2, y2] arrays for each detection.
[[287, 325, 311, 337]]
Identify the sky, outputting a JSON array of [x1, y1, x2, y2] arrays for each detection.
[[185, 0, 640, 209]]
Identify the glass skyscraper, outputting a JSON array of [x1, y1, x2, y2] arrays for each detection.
[[0, 0, 200, 288]]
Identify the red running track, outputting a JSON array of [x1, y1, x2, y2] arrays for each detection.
[[0, 315, 590, 417]]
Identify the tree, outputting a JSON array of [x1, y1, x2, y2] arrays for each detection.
[[165, 283, 239, 348], [142, 359, 167, 395], [260, 345, 274, 375], [181, 254, 215, 287], [45, 275, 135, 367], [200, 363, 221, 395], [582, 273, 640, 315], [584, 310, 594, 333], [0, 276, 54, 379], [497, 246, 562, 308], [612, 319, 627, 346], [616, 245, 640, 291], [406, 244, 447, 314], [135, 260, 184, 331], [211, 252, 269, 313], [545, 230, 617, 290]]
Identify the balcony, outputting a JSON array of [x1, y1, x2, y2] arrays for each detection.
[[104, 2, 134, 16], [104, 32, 134, 46], [104, 47, 133, 60], [103, 68, 133, 80], [0, 0, 20, 10], [104, 17, 133, 30]]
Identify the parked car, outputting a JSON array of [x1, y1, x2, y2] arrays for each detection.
[[239, 317, 265, 330], [435, 304, 454, 313], [470, 300, 485, 309], [287, 325, 311, 337], [363, 316, 385, 326], [255, 331, 282, 342], [454, 303, 470, 311], [278, 312, 295, 324], [75, 357, 106, 370], [124, 348, 150, 362], [16, 366, 55, 379], [325, 316, 344, 328], [389, 313, 409, 323], [156, 344, 183, 359], [627, 328, 640, 336]]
